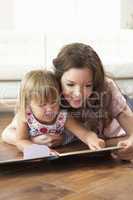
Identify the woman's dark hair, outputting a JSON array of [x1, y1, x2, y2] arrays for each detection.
[[53, 43, 112, 130], [53, 43, 105, 93]]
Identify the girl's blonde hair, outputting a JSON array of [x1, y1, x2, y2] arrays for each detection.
[[17, 69, 60, 121]]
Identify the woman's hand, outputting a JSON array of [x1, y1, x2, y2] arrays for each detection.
[[86, 135, 105, 151], [31, 133, 64, 148], [111, 137, 133, 161]]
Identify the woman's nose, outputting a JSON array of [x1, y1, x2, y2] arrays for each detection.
[[73, 87, 82, 97]]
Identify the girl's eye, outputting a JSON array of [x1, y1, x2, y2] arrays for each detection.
[[51, 102, 58, 106], [38, 104, 46, 107]]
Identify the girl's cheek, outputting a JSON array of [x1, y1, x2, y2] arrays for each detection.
[[55, 105, 60, 113]]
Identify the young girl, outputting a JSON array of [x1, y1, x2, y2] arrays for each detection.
[[1, 70, 105, 152]]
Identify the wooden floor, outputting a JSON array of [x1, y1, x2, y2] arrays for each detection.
[[0, 112, 133, 200]]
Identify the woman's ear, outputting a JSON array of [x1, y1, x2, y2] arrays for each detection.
[[53, 58, 58, 68]]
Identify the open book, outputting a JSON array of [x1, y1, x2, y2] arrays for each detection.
[[23, 143, 121, 161], [0, 142, 121, 164]]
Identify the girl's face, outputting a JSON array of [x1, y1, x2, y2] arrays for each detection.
[[30, 100, 60, 124], [61, 67, 93, 108]]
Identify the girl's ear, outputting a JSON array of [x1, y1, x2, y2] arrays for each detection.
[[26, 100, 31, 110]]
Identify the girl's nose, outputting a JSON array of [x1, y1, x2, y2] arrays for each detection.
[[45, 105, 52, 112]]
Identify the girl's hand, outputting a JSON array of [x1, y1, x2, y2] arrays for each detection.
[[86, 136, 105, 151], [31, 133, 64, 148], [111, 137, 133, 161]]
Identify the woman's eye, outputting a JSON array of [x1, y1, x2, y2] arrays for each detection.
[[67, 83, 74, 87], [86, 84, 92, 88]]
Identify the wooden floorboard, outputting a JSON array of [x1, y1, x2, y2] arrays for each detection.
[[0, 112, 133, 200]]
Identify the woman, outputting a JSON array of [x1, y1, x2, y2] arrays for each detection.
[[52, 42, 133, 161]]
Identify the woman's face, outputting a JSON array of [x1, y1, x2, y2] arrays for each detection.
[[61, 67, 93, 108]]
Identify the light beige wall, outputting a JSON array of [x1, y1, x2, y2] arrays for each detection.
[[121, 0, 133, 29], [0, 0, 14, 30]]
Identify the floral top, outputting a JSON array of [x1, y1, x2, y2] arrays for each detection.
[[26, 110, 67, 137]]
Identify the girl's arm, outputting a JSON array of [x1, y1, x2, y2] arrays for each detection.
[[65, 115, 105, 150], [31, 134, 64, 147], [16, 119, 33, 152]]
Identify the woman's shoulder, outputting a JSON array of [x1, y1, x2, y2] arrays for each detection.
[[105, 77, 116, 87], [105, 77, 127, 118], [104, 77, 120, 93]]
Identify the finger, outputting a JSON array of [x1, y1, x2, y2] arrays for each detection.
[[117, 150, 133, 157], [39, 138, 53, 146], [44, 137, 61, 147], [40, 134, 47, 139], [94, 142, 103, 150], [31, 138, 47, 145], [117, 142, 129, 153], [117, 154, 133, 161], [42, 137, 52, 143], [90, 147, 97, 151], [118, 148, 128, 153], [41, 134, 63, 147], [118, 145, 133, 153], [49, 135, 63, 141], [88, 144, 97, 151], [47, 142, 52, 147], [49, 150, 57, 156], [111, 152, 119, 160], [50, 138, 63, 147], [49, 141, 61, 147], [112, 150, 133, 161], [42, 134, 56, 142], [49, 135, 63, 145], [89, 144, 101, 151], [49, 133, 61, 137], [118, 141, 128, 148], [99, 139, 106, 148]]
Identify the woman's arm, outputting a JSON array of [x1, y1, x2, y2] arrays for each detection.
[[16, 120, 33, 152], [104, 79, 133, 160], [65, 116, 105, 150], [113, 105, 133, 160], [117, 105, 133, 138]]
